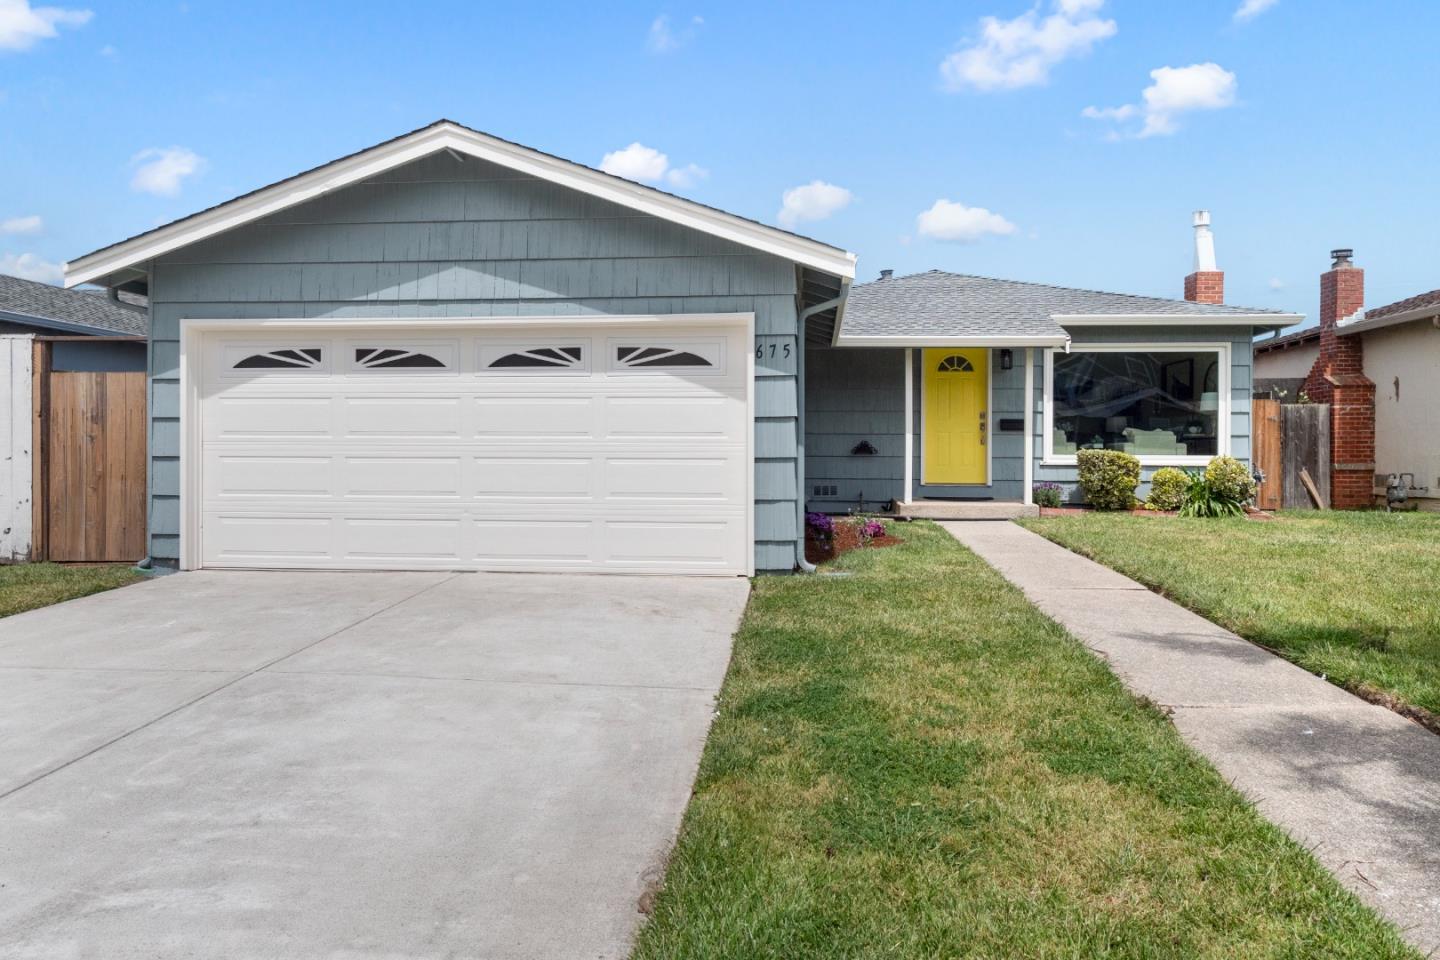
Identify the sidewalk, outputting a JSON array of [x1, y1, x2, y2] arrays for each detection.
[[942, 520, 1440, 955]]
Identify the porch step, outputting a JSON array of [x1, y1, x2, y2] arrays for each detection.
[[897, 500, 1039, 520]]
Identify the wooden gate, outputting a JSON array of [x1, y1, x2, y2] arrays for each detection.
[[1252, 399, 1282, 511], [32, 350, 147, 562]]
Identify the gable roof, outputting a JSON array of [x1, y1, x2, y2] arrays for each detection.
[[834, 270, 1301, 346], [0, 274, 147, 336], [1337, 286, 1440, 336], [1254, 326, 1320, 355], [65, 120, 857, 289]]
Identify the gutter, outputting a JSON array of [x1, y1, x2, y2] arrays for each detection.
[[794, 291, 847, 574]]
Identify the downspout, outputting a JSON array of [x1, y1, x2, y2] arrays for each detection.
[[794, 293, 846, 573]]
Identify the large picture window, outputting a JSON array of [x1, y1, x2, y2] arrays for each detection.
[[1046, 346, 1227, 463]]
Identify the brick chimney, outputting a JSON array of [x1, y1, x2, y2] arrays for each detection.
[[1301, 248, 1375, 508], [1183, 210, 1224, 304]]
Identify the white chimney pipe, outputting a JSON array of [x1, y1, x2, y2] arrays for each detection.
[[1192, 210, 1217, 272]]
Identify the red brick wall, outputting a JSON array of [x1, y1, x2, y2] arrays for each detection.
[[1302, 264, 1366, 405], [1184, 271, 1224, 304], [1302, 259, 1375, 507]]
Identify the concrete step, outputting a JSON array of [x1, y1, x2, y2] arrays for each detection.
[[897, 500, 1039, 520]]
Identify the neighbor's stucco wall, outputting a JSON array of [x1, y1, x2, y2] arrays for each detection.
[[805, 324, 1256, 509], [1362, 321, 1440, 501], [1253, 339, 1320, 380], [146, 152, 805, 570]]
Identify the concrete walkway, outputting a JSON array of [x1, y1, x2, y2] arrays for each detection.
[[943, 521, 1440, 955]]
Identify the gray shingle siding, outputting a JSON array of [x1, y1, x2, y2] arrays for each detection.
[[146, 152, 804, 570]]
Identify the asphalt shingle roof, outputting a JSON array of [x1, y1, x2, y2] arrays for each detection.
[[0, 274, 147, 336], [1366, 287, 1440, 321], [839, 270, 1291, 340]]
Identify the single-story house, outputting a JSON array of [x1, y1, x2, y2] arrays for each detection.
[[63, 121, 1298, 575], [1255, 251, 1440, 509]]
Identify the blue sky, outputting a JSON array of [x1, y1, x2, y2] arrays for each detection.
[[2, 0, 1437, 327]]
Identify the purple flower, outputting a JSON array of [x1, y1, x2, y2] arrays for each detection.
[[806, 512, 835, 538]]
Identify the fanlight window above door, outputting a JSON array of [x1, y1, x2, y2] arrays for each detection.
[[354, 348, 447, 369], [937, 355, 974, 373], [233, 348, 323, 370]]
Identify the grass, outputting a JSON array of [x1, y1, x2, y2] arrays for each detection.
[[0, 562, 146, 618], [632, 521, 1417, 959], [1020, 511, 1440, 721]]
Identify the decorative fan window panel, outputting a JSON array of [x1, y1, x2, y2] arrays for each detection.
[[937, 355, 975, 373], [478, 342, 590, 373], [609, 340, 723, 373], [353, 347, 450, 370], [228, 347, 325, 371]]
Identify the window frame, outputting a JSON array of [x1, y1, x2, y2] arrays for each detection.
[[477, 339, 593, 376], [345, 339, 460, 375], [1042, 341, 1231, 467], [606, 337, 726, 376]]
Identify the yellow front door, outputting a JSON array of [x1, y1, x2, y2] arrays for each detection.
[[922, 348, 988, 485]]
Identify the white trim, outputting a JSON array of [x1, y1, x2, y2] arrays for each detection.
[[1054, 313, 1301, 327], [67, 122, 856, 288], [1022, 347, 1034, 506], [902, 348, 913, 504], [918, 347, 992, 488], [1041, 341, 1232, 468], [177, 312, 756, 575], [835, 334, 1069, 348]]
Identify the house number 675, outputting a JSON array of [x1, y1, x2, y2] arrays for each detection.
[[756, 343, 793, 360]]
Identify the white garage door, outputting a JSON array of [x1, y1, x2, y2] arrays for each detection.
[[194, 320, 752, 575]]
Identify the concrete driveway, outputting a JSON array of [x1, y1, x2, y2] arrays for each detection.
[[0, 570, 748, 959]]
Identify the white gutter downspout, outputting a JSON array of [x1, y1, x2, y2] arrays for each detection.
[[795, 292, 846, 573]]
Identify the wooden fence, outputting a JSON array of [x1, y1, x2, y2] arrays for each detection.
[[1251, 398, 1331, 510], [30, 339, 148, 563]]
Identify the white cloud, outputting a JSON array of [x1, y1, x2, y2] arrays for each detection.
[[916, 199, 1017, 243], [777, 181, 852, 229], [0, 251, 63, 283], [0, 0, 92, 52], [129, 146, 204, 195], [1268, 277, 1286, 291], [940, 0, 1116, 92], [1, 214, 42, 234], [1083, 62, 1237, 138], [647, 13, 702, 53], [665, 162, 708, 189], [1234, 0, 1278, 21], [599, 142, 707, 190]]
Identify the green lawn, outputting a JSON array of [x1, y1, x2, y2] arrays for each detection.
[[632, 521, 1416, 959], [1020, 512, 1440, 722], [0, 562, 146, 618]]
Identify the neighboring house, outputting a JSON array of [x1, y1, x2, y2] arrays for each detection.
[[1, 275, 148, 561], [1253, 326, 1319, 401], [1257, 250, 1440, 510], [63, 121, 1296, 575]]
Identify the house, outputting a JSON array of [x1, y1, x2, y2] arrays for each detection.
[[1, 275, 148, 561], [63, 121, 1297, 575], [1254, 250, 1440, 510]]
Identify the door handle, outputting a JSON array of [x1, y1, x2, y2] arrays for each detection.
[[979, 410, 987, 446]]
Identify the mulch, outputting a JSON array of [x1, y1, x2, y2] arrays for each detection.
[[805, 521, 903, 565]]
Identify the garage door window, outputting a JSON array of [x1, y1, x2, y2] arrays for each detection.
[[612, 343, 721, 371], [480, 344, 588, 372], [231, 347, 324, 370], [352, 347, 452, 371]]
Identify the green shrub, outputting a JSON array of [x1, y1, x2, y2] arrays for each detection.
[[1205, 455, 1258, 505], [1076, 449, 1140, 510], [1032, 482, 1064, 508], [1178, 472, 1245, 518], [1146, 467, 1190, 511]]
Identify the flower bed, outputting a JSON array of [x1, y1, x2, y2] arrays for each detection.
[[804, 515, 903, 565]]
